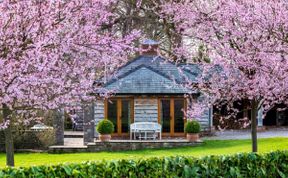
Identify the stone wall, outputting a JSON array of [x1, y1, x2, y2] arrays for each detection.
[[87, 141, 202, 152], [83, 104, 95, 145], [48, 140, 202, 153], [134, 98, 158, 122], [53, 109, 64, 145]]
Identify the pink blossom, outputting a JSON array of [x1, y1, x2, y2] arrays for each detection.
[[0, 0, 140, 126], [163, 0, 288, 119]]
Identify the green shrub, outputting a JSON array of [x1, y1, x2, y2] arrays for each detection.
[[96, 119, 114, 134], [0, 129, 55, 151], [185, 120, 201, 133], [1, 151, 288, 177], [64, 112, 73, 130]]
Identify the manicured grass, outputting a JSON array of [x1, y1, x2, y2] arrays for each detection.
[[0, 137, 288, 168]]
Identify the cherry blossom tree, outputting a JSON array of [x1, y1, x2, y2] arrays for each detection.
[[164, 0, 288, 152], [0, 0, 139, 166]]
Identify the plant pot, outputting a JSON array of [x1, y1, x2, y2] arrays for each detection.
[[99, 134, 111, 142], [186, 133, 199, 142]]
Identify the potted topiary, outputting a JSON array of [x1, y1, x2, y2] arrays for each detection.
[[96, 119, 114, 142], [185, 120, 201, 142]]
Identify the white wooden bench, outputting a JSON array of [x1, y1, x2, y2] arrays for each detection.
[[130, 122, 162, 140]]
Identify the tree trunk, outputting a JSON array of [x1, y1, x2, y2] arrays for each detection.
[[251, 100, 258, 152], [3, 104, 14, 167]]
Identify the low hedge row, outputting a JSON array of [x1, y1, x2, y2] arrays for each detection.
[[1, 151, 288, 177], [0, 129, 55, 151]]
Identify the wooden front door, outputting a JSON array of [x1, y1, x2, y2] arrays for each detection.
[[159, 98, 186, 136], [105, 99, 134, 136]]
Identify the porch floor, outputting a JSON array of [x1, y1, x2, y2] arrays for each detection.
[[93, 139, 190, 143]]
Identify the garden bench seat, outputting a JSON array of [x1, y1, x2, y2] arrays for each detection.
[[130, 122, 162, 140]]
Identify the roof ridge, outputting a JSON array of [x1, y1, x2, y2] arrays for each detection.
[[105, 64, 181, 87]]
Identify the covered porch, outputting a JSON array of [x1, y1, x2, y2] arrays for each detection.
[[84, 49, 212, 144], [98, 96, 189, 139]]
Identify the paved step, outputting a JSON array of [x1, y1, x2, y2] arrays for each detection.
[[64, 131, 83, 138]]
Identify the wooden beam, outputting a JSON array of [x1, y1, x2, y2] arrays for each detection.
[[104, 99, 108, 119], [130, 99, 134, 123], [184, 98, 188, 123], [117, 99, 122, 135], [170, 98, 174, 136], [157, 98, 161, 124]]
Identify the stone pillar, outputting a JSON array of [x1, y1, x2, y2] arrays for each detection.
[[257, 106, 263, 127], [83, 104, 95, 145], [53, 109, 64, 145]]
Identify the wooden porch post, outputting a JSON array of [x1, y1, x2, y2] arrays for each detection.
[[170, 99, 175, 136], [117, 99, 122, 135]]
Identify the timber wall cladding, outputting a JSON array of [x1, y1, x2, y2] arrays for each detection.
[[94, 100, 104, 136], [198, 109, 210, 129], [134, 98, 158, 122]]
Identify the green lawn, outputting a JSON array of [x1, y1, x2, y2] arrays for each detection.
[[0, 137, 288, 168]]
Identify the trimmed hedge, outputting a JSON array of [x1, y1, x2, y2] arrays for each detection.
[[1, 151, 288, 177], [0, 130, 55, 151], [185, 120, 201, 133], [96, 119, 114, 134]]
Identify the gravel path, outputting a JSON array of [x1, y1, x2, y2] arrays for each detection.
[[203, 127, 288, 140]]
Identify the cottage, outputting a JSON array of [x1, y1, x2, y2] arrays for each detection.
[[93, 40, 213, 138], [77, 40, 288, 145]]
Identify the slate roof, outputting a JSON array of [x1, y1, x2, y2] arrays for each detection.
[[96, 55, 202, 95]]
